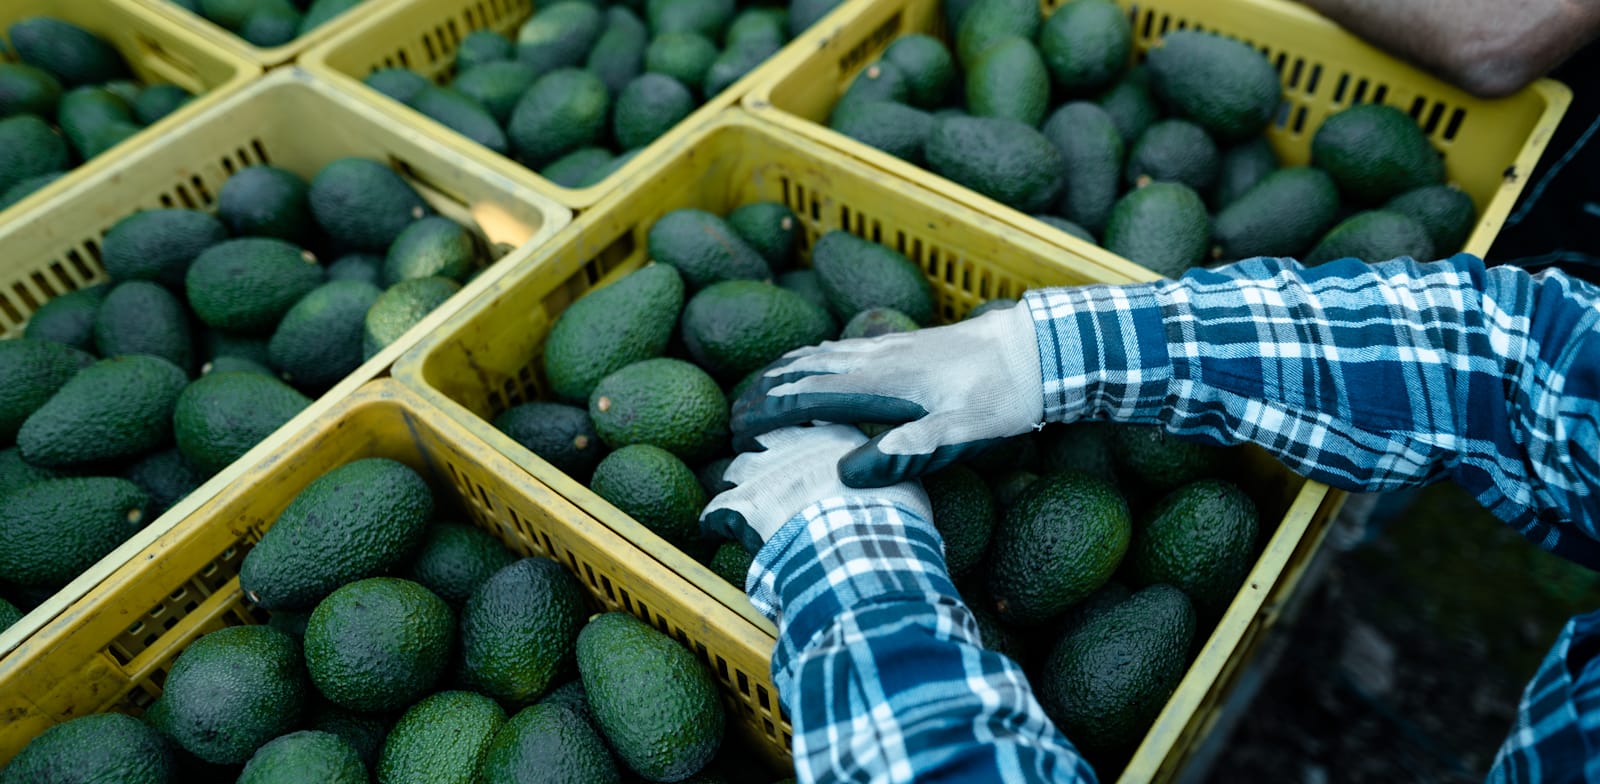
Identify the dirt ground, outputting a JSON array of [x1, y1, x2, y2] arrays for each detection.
[[1204, 482, 1600, 784]]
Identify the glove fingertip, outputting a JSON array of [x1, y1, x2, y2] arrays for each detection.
[[837, 439, 911, 489]]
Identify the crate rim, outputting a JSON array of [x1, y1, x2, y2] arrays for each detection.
[[740, 0, 1573, 264], [297, 0, 875, 209], [0, 66, 571, 664], [124, 0, 400, 68], [0, 0, 261, 228], [394, 109, 1344, 782]]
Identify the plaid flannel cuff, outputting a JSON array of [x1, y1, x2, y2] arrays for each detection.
[[1024, 284, 1174, 423]]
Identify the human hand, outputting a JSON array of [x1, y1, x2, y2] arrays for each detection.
[[701, 424, 931, 554], [730, 302, 1044, 488]]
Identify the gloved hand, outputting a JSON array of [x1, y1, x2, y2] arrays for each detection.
[[701, 424, 931, 554], [731, 302, 1044, 488]]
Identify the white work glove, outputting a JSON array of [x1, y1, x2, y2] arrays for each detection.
[[701, 425, 931, 554], [731, 302, 1045, 488]]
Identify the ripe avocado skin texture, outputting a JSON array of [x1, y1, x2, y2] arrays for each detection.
[[925, 115, 1067, 215], [0, 337, 94, 443], [237, 730, 366, 784], [0, 712, 173, 784], [1212, 166, 1340, 261], [17, 354, 188, 470], [482, 701, 621, 784], [1131, 479, 1259, 616], [147, 625, 310, 765], [588, 357, 729, 463], [495, 401, 607, 482], [810, 230, 935, 325], [986, 471, 1132, 625], [1304, 209, 1435, 267], [0, 476, 150, 588], [681, 280, 835, 381], [578, 612, 726, 781], [543, 264, 686, 403], [239, 457, 433, 610], [590, 443, 707, 546], [461, 557, 586, 705], [304, 577, 455, 713], [1147, 30, 1281, 143], [1102, 182, 1212, 279], [1041, 584, 1196, 759], [1311, 103, 1445, 204], [405, 521, 519, 606], [378, 690, 507, 784], [172, 371, 313, 474]]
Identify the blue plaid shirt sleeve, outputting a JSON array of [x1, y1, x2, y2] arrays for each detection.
[[746, 496, 1096, 784]]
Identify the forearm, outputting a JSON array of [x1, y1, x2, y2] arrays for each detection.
[[1028, 254, 1600, 567], [1300, 0, 1595, 97], [749, 499, 1095, 784]]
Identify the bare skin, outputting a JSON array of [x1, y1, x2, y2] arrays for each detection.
[[1300, 0, 1600, 98]]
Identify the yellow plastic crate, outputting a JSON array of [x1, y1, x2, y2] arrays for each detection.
[[0, 67, 569, 670], [0, 0, 259, 225], [300, 0, 864, 209], [0, 380, 786, 775], [128, 0, 399, 69], [393, 110, 1345, 782], [743, 0, 1572, 265]]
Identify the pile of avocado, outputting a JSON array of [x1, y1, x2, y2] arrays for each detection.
[[0, 17, 193, 210], [361, 0, 840, 189], [166, 0, 368, 48], [828, 0, 1476, 277], [0, 156, 484, 633], [1, 458, 792, 783]]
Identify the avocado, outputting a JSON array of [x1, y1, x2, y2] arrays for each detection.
[[1305, 209, 1435, 266], [509, 68, 611, 167], [21, 286, 104, 351], [1125, 119, 1220, 192], [309, 157, 431, 251], [1111, 424, 1219, 494], [268, 280, 383, 390], [304, 701, 390, 773], [645, 32, 719, 93], [304, 577, 454, 713], [1038, 421, 1117, 484], [0, 62, 62, 118], [518, 1, 606, 74], [1384, 184, 1476, 255], [383, 215, 478, 285], [1103, 182, 1211, 278], [703, 38, 778, 97], [1038, 0, 1130, 93], [1311, 103, 1444, 204], [576, 148, 641, 186], [542, 146, 615, 188], [613, 72, 694, 149], [0, 477, 149, 587], [133, 83, 189, 125], [0, 172, 63, 209], [201, 329, 273, 366], [589, 357, 729, 461], [590, 443, 708, 545], [578, 612, 725, 781], [483, 702, 621, 784], [123, 447, 209, 516], [789, 0, 840, 35], [925, 115, 1066, 213], [682, 280, 834, 380], [408, 85, 509, 155], [92, 281, 193, 370], [810, 230, 935, 324], [1041, 102, 1125, 233], [363, 67, 429, 103], [543, 263, 686, 401], [0, 447, 61, 495], [299, 0, 363, 34], [237, 731, 365, 784], [461, 557, 586, 704], [727, 201, 799, 272], [586, 8, 648, 96], [0, 713, 172, 784], [1131, 479, 1258, 615], [986, 471, 1131, 625], [378, 691, 507, 784], [185, 238, 325, 334], [1040, 584, 1195, 758], [839, 61, 909, 107], [1053, 580, 1132, 641], [726, 7, 787, 47], [239, 458, 433, 610], [457, 29, 514, 71], [404, 522, 517, 606], [241, 3, 302, 47], [955, 0, 1038, 68], [1147, 30, 1281, 141], [874, 34, 953, 109], [708, 540, 753, 587], [101, 208, 227, 288], [777, 268, 830, 313], [841, 307, 918, 338], [8, 17, 127, 86], [1033, 215, 1095, 243], [362, 276, 462, 359], [1213, 166, 1341, 260], [216, 165, 312, 242], [173, 371, 312, 473], [495, 401, 607, 481], [829, 99, 934, 165], [965, 36, 1050, 126], [56, 86, 133, 159], [648, 0, 735, 39], [1097, 67, 1158, 146], [1212, 136, 1279, 208], [0, 114, 68, 195], [0, 338, 94, 443], [17, 355, 187, 469], [924, 464, 997, 575], [148, 625, 309, 765], [647, 209, 770, 291]]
